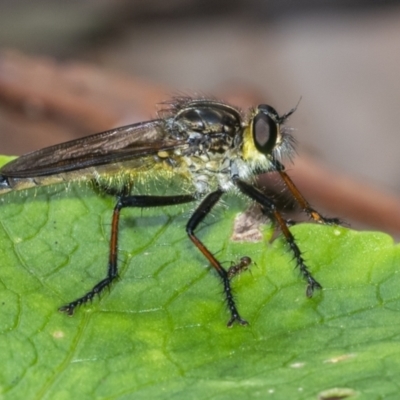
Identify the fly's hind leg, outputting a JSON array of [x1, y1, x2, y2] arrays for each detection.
[[59, 187, 196, 315]]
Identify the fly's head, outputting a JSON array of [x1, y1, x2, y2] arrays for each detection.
[[241, 104, 297, 175]]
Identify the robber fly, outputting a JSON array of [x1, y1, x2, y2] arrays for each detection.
[[0, 97, 339, 327]]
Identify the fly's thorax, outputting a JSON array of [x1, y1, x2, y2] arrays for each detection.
[[160, 99, 246, 194], [168, 98, 242, 138], [166, 99, 243, 155], [179, 148, 234, 194]]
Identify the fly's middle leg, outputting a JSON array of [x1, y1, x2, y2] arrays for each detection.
[[186, 189, 248, 327]]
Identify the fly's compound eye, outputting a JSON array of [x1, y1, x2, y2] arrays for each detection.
[[253, 105, 279, 155]]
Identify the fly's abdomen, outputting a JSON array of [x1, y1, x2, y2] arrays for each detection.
[[0, 170, 88, 195]]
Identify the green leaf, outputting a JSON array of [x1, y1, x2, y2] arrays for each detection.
[[0, 155, 400, 399]]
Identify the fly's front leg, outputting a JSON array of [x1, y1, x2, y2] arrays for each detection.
[[59, 190, 196, 315], [186, 189, 248, 327], [234, 178, 322, 298], [274, 161, 341, 225]]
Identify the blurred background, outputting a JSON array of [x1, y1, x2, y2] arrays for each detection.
[[0, 0, 400, 233]]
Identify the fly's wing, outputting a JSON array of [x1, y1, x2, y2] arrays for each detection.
[[0, 119, 185, 178]]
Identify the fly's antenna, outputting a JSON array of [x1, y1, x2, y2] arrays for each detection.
[[279, 97, 302, 123]]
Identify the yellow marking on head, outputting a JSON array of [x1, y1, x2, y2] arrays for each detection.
[[242, 123, 258, 161], [241, 121, 272, 172]]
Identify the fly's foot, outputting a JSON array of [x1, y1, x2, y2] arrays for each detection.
[[59, 294, 95, 315], [59, 303, 77, 316], [306, 278, 322, 298], [223, 276, 248, 327], [58, 288, 99, 315], [227, 314, 248, 328], [318, 215, 343, 225]]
